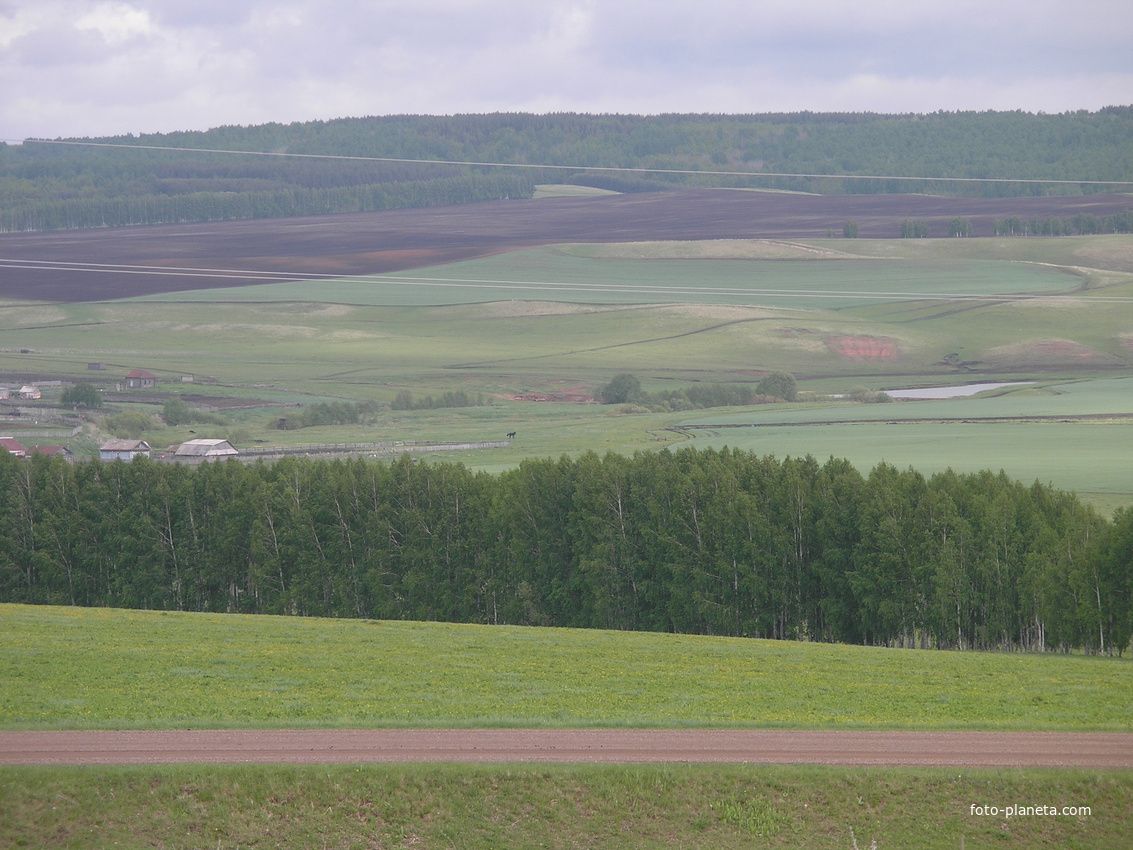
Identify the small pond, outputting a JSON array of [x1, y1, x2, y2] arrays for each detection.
[[883, 381, 1034, 400]]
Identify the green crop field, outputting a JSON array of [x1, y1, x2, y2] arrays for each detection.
[[675, 377, 1133, 510], [123, 242, 1084, 308], [3, 604, 1131, 731]]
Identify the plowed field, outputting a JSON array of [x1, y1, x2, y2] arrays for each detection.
[[2, 190, 1131, 301]]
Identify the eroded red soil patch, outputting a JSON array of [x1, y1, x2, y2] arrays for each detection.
[[827, 335, 901, 361]]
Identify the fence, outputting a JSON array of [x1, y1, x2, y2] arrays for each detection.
[[0, 425, 84, 439], [238, 440, 510, 459]]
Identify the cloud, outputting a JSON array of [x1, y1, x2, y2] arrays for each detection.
[[2, 0, 1131, 140]]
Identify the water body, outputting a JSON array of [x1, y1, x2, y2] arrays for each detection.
[[883, 381, 1034, 400]]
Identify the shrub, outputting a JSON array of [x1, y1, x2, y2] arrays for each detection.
[[105, 410, 160, 438], [599, 374, 641, 404], [756, 372, 798, 402], [162, 397, 227, 427], [847, 386, 893, 404]]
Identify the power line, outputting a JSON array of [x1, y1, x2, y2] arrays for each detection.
[[8, 137, 1133, 187]]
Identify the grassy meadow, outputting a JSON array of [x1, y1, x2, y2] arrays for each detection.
[[3, 604, 1132, 848], [3, 604, 1131, 731]]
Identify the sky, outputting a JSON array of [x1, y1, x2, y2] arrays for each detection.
[[2, 0, 1132, 141]]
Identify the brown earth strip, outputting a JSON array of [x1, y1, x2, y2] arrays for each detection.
[[2, 730, 1131, 768], [3, 190, 1133, 301]]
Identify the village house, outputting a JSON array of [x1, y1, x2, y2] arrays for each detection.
[[1, 436, 28, 457], [33, 445, 75, 463], [18, 385, 41, 400], [124, 369, 157, 389], [99, 439, 151, 461]]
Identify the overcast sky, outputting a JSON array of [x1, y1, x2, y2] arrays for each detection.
[[3, 0, 1132, 141]]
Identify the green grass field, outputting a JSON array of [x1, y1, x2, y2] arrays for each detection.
[[4, 605, 1131, 731], [123, 242, 1085, 308], [3, 604, 1132, 848], [675, 378, 1133, 509], [4, 763, 1128, 849]]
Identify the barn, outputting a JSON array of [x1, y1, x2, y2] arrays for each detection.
[[171, 438, 239, 460]]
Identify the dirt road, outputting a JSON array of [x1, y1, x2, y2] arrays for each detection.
[[2, 729, 1130, 768]]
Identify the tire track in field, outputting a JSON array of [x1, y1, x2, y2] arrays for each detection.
[[445, 316, 780, 368]]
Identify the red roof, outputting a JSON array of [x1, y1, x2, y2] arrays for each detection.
[[33, 445, 70, 457], [1, 437, 28, 457], [126, 369, 156, 379]]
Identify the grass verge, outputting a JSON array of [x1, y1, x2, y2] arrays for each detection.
[[1, 763, 1129, 849]]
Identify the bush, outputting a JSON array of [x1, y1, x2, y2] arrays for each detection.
[[599, 374, 642, 404], [161, 398, 192, 426], [755, 372, 797, 402], [162, 397, 227, 427], [392, 390, 483, 411], [847, 386, 893, 404], [105, 410, 160, 438], [270, 400, 382, 430]]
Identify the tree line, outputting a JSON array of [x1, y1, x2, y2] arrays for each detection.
[[598, 373, 797, 410], [4, 108, 1132, 231], [0, 174, 535, 232], [2, 448, 1129, 654]]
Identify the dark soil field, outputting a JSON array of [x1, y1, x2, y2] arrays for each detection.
[[2, 190, 1131, 301]]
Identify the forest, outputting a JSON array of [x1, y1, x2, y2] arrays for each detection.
[[2, 448, 1129, 655], [2, 108, 1132, 231]]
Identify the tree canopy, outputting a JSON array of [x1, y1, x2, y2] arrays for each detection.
[[1, 448, 1128, 654], [4, 108, 1132, 232], [60, 383, 102, 409]]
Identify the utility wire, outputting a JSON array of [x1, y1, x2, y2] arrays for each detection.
[[7, 137, 1133, 187]]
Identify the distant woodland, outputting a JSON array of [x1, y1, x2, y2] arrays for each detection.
[[2, 449, 1129, 654], [2, 108, 1132, 231]]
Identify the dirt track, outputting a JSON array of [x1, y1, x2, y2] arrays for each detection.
[[2, 730, 1130, 768], [2, 189, 1132, 301]]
